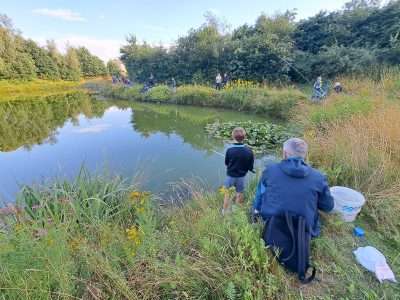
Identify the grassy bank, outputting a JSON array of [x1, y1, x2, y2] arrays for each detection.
[[99, 83, 307, 120], [1, 71, 400, 299], [0, 80, 85, 102]]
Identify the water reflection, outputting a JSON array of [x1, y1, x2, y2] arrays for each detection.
[[0, 93, 265, 201], [0, 92, 107, 152]]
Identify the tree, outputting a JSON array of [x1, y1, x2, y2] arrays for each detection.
[[76, 47, 107, 77], [107, 59, 121, 77], [0, 26, 36, 80], [229, 12, 296, 83], [23, 40, 59, 79], [63, 47, 81, 81], [115, 2, 400, 83], [344, 0, 381, 11], [121, 36, 174, 83]]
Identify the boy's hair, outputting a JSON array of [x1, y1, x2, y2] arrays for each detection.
[[232, 127, 246, 142]]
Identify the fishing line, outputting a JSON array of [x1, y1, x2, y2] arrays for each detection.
[[272, 52, 312, 84]]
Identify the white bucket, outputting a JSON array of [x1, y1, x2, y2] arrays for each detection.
[[330, 186, 366, 222]]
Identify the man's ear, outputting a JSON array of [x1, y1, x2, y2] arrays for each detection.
[[283, 150, 287, 159]]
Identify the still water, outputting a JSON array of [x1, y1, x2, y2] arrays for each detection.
[[0, 92, 267, 202]]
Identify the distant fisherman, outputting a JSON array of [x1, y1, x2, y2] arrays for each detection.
[[334, 82, 343, 93], [171, 77, 177, 93], [149, 73, 155, 87], [314, 76, 323, 92], [312, 76, 327, 101], [215, 73, 222, 90], [222, 73, 229, 88]]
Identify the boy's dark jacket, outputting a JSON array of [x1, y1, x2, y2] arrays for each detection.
[[253, 157, 334, 237], [225, 143, 254, 177]]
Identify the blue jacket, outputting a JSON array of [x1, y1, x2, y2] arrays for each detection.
[[253, 157, 334, 237]]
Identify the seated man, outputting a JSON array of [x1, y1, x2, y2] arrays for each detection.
[[253, 138, 334, 237]]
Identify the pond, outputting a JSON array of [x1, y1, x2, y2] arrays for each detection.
[[0, 92, 270, 202]]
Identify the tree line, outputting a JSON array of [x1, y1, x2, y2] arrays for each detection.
[[0, 14, 112, 81], [120, 0, 400, 84]]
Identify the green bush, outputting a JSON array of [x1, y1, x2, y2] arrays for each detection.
[[175, 85, 217, 106], [145, 85, 172, 102], [101, 85, 143, 101], [123, 85, 143, 101]]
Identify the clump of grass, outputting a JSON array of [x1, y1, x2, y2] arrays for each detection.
[[0, 170, 151, 299], [126, 187, 288, 299]]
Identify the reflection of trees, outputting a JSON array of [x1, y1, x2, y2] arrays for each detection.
[[0, 92, 109, 152], [129, 103, 232, 152]]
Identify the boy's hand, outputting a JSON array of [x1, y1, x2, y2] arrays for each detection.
[[251, 209, 261, 223]]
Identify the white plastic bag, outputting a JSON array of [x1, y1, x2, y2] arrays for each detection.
[[353, 246, 397, 283]]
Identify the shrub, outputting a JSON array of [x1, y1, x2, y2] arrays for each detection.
[[175, 85, 217, 106], [145, 85, 172, 102], [101, 84, 143, 101], [123, 85, 143, 101]]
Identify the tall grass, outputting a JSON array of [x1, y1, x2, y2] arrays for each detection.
[[0, 171, 290, 299], [100, 84, 307, 120], [2, 171, 398, 299], [0, 170, 141, 299], [308, 108, 400, 236], [306, 69, 400, 240]]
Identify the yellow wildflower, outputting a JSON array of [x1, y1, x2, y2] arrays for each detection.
[[218, 186, 236, 196], [126, 226, 142, 246], [218, 186, 228, 195], [130, 191, 141, 201], [69, 239, 80, 252], [14, 223, 23, 233]]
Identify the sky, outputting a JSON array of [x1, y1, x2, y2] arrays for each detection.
[[1, 0, 350, 62]]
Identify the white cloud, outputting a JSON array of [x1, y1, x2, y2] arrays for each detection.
[[35, 35, 123, 62], [74, 124, 111, 134], [32, 8, 87, 22]]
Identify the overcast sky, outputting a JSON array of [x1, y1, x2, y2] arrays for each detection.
[[2, 0, 350, 61]]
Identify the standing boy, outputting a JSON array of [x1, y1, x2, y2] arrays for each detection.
[[223, 127, 254, 214]]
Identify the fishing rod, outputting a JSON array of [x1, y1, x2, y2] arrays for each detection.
[[272, 52, 312, 84], [211, 149, 224, 157]]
